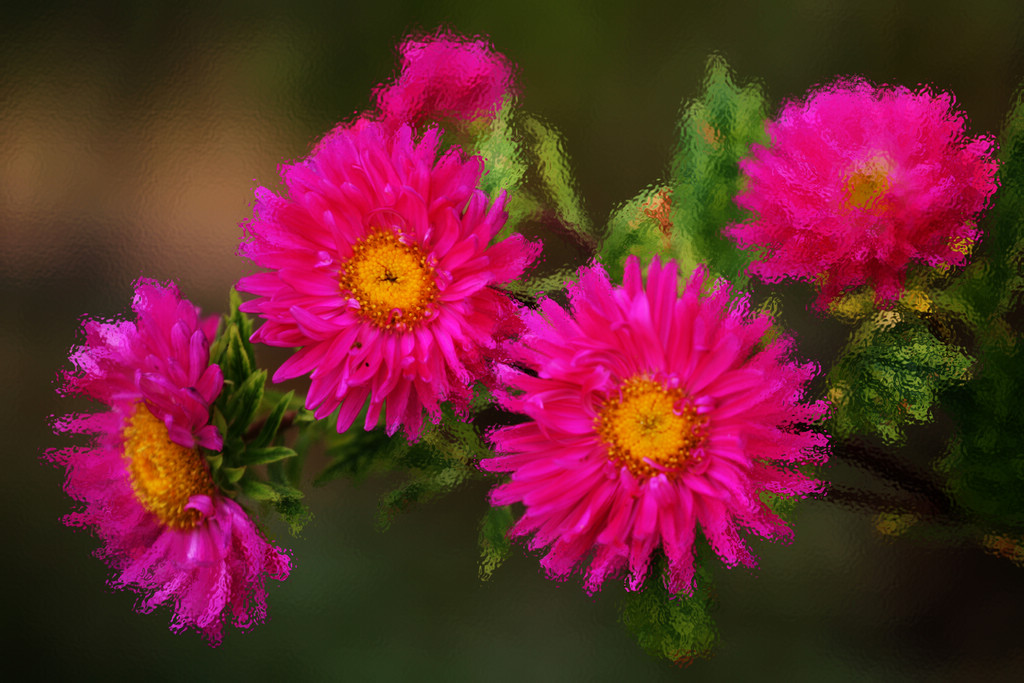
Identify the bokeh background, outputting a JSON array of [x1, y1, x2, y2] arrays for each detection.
[[5, 0, 1024, 679]]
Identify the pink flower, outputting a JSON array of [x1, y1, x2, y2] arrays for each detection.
[[50, 280, 291, 645], [374, 29, 517, 127], [725, 79, 998, 308], [482, 257, 828, 593], [238, 121, 540, 439]]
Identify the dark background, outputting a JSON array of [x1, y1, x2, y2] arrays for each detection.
[[4, 1, 1024, 679]]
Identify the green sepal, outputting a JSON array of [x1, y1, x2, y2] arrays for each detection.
[[619, 560, 719, 665], [477, 505, 514, 581], [242, 446, 298, 466]]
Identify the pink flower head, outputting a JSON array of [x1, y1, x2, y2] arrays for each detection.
[[374, 29, 517, 127], [482, 257, 828, 594], [725, 78, 998, 308], [50, 280, 291, 645], [238, 121, 540, 439]]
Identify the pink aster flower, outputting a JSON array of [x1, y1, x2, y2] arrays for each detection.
[[374, 29, 517, 127], [50, 280, 291, 645], [482, 257, 828, 594], [238, 120, 540, 439], [725, 78, 998, 308]]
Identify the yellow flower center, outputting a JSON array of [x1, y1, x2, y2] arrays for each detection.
[[846, 157, 891, 210], [122, 403, 216, 530], [595, 376, 708, 478], [338, 228, 438, 330]]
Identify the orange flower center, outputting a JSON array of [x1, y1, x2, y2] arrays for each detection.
[[846, 157, 891, 210], [122, 403, 216, 530], [595, 376, 708, 478], [338, 228, 438, 330]]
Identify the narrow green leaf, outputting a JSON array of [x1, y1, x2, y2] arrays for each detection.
[[478, 505, 514, 581], [221, 465, 247, 484], [252, 390, 295, 449], [229, 286, 243, 318], [242, 446, 298, 466], [225, 369, 266, 430], [520, 113, 594, 245], [226, 324, 254, 385], [239, 478, 279, 502]]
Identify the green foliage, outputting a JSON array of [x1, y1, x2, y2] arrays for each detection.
[[312, 416, 396, 486], [926, 81, 1024, 537], [307, 387, 493, 529], [939, 333, 1024, 532], [599, 55, 768, 283], [827, 311, 972, 444], [600, 184, 677, 283], [207, 288, 309, 533], [668, 54, 769, 285], [477, 505, 514, 581], [472, 103, 598, 300], [376, 401, 491, 530], [936, 84, 1024, 326], [619, 559, 719, 665]]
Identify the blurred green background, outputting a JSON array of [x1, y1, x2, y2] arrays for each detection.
[[5, 0, 1024, 679]]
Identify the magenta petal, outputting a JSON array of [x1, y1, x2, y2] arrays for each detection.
[[481, 257, 828, 592]]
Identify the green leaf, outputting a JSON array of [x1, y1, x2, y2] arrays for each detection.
[[211, 408, 228, 444], [597, 55, 768, 283], [620, 562, 719, 664], [478, 505, 514, 581], [225, 324, 254, 385], [667, 54, 770, 284], [229, 286, 243, 318], [313, 421, 393, 486], [476, 103, 531, 230], [251, 390, 295, 449], [221, 465, 247, 484], [600, 184, 677, 283], [519, 113, 594, 245], [242, 446, 298, 466], [225, 369, 266, 430], [239, 477, 279, 502], [940, 334, 1024, 531], [937, 84, 1024, 327], [828, 312, 973, 444]]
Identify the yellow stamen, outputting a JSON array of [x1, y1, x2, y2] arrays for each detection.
[[338, 228, 438, 330], [846, 157, 891, 210], [595, 376, 707, 478], [122, 403, 215, 530]]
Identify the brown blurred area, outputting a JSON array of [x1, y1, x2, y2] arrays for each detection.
[[5, 1, 1024, 679]]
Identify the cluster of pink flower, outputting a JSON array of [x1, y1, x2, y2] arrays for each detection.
[[50, 28, 997, 644]]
